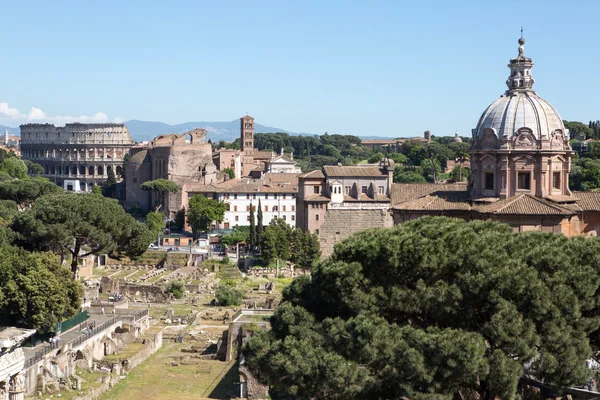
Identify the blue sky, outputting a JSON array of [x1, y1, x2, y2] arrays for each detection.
[[1, 0, 598, 137]]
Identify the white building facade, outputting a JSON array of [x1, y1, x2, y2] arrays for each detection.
[[218, 190, 297, 227], [185, 173, 300, 229]]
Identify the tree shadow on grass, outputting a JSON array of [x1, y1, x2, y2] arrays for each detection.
[[207, 362, 239, 399]]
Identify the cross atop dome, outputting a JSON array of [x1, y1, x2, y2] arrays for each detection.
[[506, 36, 535, 92]]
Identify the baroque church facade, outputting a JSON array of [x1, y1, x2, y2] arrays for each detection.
[[391, 37, 600, 237]]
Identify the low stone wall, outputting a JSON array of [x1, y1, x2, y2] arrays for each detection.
[[125, 330, 163, 371]]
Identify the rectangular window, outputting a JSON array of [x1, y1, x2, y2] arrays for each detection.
[[246, 194, 250, 199], [361, 186, 367, 194], [247, 216, 250, 221], [344, 186, 350, 194], [283, 205, 286, 211], [292, 215, 295, 221], [315, 214, 319, 221], [377, 186, 384, 195], [234, 194, 237, 199], [246, 206, 250, 212], [235, 216, 239, 221], [485, 172, 494, 190], [265, 194, 269, 199], [253, 205, 256, 211], [234, 206, 238, 212], [292, 205, 295, 212], [517, 172, 531, 190], [265, 205, 269, 212], [273, 194, 278, 199], [314, 186, 320, 194], [553, 172, 561, 189], [253, 193, 256, 199], [283, 194, 287, 199], [283, 215, 287, 220], [292, 193, 296, 199]]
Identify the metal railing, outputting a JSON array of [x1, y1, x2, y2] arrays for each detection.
[[24, 309, 148, 369]]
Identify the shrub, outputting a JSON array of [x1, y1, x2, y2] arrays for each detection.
[[166, 280, 185, 299], [216, 285, 243, 306]]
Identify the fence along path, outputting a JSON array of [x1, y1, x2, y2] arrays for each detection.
[[23, 309, 148, 369]]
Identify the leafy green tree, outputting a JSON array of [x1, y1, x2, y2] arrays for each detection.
[[0, 246, 82, 333], [166, 280, 185, 299], [215, 284, 244, 306], [0, 176, 61, 210], [367, 152, 384, 164], [140, 178, 180, 211], [91, 184, 102, 195], [0, 157, 28, 179], [564, 120, 593, 140], [246, 217, 600, 399], [24, 160, 44, 176], [387, 152, 407, 164], [256, 200, 264, 247], [261, 218, 292, 273], [450, 165, 470, 182], [174, 207, 186, 231], [223, 168, 235, 179], [420, 142, 452, 183], [393, 167, 427, 183], [0, 200, 19, 229], [11, 193, 153, 275], [102, 168, 117, 198], [221, 229, 248, 247], [186, 195, 226, 239], [145, 211, 165, 237], [449, 141, 471, 182], [290, 228, 321, 271], [249, 203, 256, 248]]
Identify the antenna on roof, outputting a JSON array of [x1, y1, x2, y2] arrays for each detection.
[[520, 26, 523, 38]]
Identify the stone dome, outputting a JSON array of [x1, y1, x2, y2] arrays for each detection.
[[473, 37, 565, 142], [474, 91, 564, 140]]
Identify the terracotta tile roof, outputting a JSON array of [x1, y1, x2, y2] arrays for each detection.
[[299, 170, 325, 179], [305, 194, 330, 202], [391, 183, 467, 206], [253, 150, 273, 159], [474, 194, 575, 215], [322, 165, 386, 177], [188, 175, 299, 194], [573, 192, 600, 211], [394, 191, 471, 211], [391, 183, 575, 216], [343, 194, 390, 202]]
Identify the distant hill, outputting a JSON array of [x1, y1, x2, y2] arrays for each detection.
[[123, 119, 305, 142], [0, 125, 20, 136], [1, 120, 417, 142]]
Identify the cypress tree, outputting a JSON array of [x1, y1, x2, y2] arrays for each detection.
[[257, 199, 263, 247], [249, 202, 256, 248]]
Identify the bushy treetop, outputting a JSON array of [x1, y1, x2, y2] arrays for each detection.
[[246, 217, 600, 399]]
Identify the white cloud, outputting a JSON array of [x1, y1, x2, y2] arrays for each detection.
[[0, 102, 114, 125], [0, 103, 25, 120], [113, 117, 125, 123]]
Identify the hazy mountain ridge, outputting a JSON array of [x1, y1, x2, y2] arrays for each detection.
[[1, 121, 403, 142]]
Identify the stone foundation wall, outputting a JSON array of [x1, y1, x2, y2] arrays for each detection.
[[318, 208, 394, 257]]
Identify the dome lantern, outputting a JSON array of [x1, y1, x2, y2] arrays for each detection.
[[506, 37, 535, 91]]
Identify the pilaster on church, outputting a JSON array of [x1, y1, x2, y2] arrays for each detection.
[[469, 37, 573, 202]]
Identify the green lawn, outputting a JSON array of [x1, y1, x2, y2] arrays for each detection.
[[101, 343, 238, 400]]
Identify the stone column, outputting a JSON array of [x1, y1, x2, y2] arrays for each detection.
[[8, 372, 25, 400], [0, 378, 8, 400]]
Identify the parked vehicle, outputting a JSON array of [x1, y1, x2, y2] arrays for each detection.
[[148, 243, 159, 249]]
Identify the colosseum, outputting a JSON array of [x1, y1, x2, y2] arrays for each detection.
[[20, 123, 135, 191]]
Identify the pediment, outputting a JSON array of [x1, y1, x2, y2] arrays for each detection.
[[512, 128, 537, 149]]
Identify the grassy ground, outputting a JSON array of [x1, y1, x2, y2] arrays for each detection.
[[101, 343, 238, 400]]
